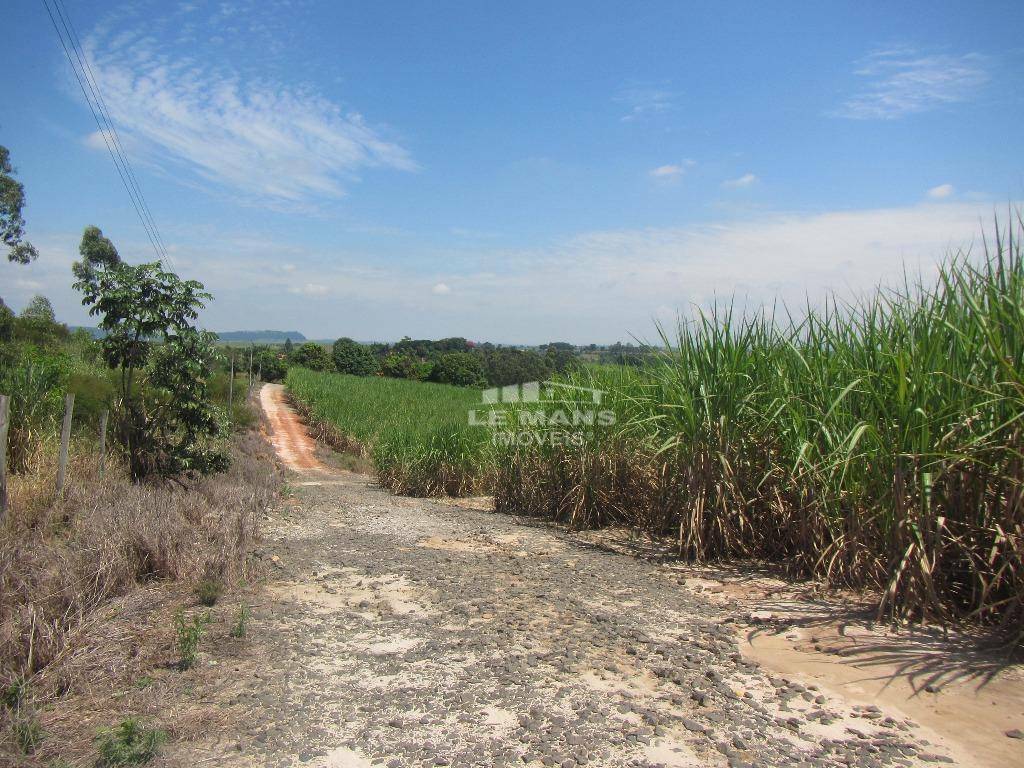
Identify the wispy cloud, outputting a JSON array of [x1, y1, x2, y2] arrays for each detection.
[[927, 183, 955, 199], [722, 173, 758, 189], [616, 84, 675, 122], [77, 15, 415, 208], [288, 283, 330, 296], [431, 283, 451, 295], [837, 47, 989, 120], [649, 160, 695, 181]]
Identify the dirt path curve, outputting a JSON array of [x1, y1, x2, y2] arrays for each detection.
[[260, 383, 328, 473], [167, 385, 1008, 768]]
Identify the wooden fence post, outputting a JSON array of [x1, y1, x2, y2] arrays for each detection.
[[98, 409, 108, 478], [56, 393, 74, 497], [0, 394, 9, 520]]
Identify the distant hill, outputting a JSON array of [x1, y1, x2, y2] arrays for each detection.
[[71, 328, 307, 343], [215, 330, 306, 342]]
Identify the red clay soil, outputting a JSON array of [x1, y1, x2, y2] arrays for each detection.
[[259, 383, 327, 473]]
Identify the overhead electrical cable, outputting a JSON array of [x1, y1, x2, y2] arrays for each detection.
[[40, 0, 176, 271], [52, 0, 174, 265]]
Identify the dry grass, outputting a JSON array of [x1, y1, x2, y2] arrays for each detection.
[[0, 418, 280, 761]]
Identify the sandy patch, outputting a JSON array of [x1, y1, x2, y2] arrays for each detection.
[[482, 705, 518, 732], [416, 535, 498, 554], [743, 618, 1024, 768], [318, 746, 375, 767], [271, 568, 432, 618], [641, 739, 702, 767]]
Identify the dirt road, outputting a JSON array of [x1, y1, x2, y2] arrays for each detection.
[[169, 385, 1023, 768]]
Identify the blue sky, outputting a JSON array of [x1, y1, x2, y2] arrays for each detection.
[[2, 0, 1022, 343]]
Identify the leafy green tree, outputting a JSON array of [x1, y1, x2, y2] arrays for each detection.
[[20, 295, 55, 324], [477, 347, 551, 386], [73, 225, 120, 280], [13, 294, 67, 347], [380, 353, 432, 381], [253, 346, 287, 382], [544, 344, 578, 374], [1, 146, 38, 265], [429, 352, 487, 387], [332, 337, 378, 376], [291, 341, 332, 371], [73, 227, 227, 480], [283, 337, 294, 358]]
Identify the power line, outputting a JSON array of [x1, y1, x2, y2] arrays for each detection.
[[40, 0, 176, 271], [52, 0, 173, 265]]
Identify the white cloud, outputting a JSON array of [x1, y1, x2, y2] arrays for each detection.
[[722, 173, 758, 189], [927, 183, 955, 199], [616, 85, 675, 122], [77, 24, 415, 207], [837, 47, 989, 120], [4, 202, 1008, 344], [431, 283, 451, 295], [288, 283, 330, 296], [650, 161, 695, 180]]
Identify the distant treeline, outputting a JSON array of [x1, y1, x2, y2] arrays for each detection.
[[280, 336, 656, 388]]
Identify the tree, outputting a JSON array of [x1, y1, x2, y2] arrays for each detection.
[[284, 337, 294, 358], [332, 337, 378, 376], [253, 346, 287, 382], [291, 342, 332, 371], [380, 353, 432, 381], [73, 226, 227, 480], [20, 295, 56, 324], [15, 294, 67, 347], [429, 352, 487, 387], [73, 225, 120, 280], [1, 146, 38, 265], [477, 347, 551, 387]]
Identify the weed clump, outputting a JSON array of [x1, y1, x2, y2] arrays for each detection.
[[94, 718, 165, 766], [195, 577, 223, 607], [230, 603, 251, 638], [174, 610, 210, 670]]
